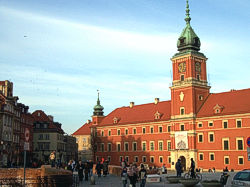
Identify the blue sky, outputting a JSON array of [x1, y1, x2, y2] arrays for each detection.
[[0, 0, 250, 134]]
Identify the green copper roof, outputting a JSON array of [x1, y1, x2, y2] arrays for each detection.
[[177, 0, 201, 52], [93, 90, 104, 116]]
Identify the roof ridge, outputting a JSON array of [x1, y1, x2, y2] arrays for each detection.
[[116, 100, 171, 109], [210, 88, 250, 95]]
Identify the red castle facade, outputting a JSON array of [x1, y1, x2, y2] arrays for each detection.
[[74, 1, 250, 171]]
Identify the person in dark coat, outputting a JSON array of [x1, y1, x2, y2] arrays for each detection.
[[175, 159, 182, 177], [190, 158, 195, 178], [96, 161, 102, 177], [76, 161, 84, 182], [139, 164, 147, 187], [84, 162, 90, 181], [103, 160, 109, 177]]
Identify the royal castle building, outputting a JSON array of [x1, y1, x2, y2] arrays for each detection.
[[73, 1, 250, 171]]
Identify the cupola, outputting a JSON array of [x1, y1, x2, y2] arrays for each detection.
[[93, 90, 104, 116], [177, 0, 201, 52]]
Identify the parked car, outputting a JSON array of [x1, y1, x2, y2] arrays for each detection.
[[231, 169, 250, 186]]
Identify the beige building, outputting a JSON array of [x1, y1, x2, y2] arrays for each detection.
[[72, 120, 93, 161], [32, 110, 66, 164]]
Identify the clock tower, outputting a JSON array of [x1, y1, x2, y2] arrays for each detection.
[[170, 0, 210, 119]]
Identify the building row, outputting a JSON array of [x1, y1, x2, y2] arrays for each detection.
[[73, 1, 250, 171], [0, 80, 77, 167]]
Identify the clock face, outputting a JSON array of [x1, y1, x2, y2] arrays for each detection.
[[195, 62, 201, 72], [178, 62, 186, 73]]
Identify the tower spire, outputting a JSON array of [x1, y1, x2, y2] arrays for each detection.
[[185, 0, 191, 25], [93, 89, 104, 116]]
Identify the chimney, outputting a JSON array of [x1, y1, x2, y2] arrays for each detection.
[[130, 102, 134, 108], [154, 98, 159, 104], [86, 119, 91, 124], [48, 115, 54, 122]]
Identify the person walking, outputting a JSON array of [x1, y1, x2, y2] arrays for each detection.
[[84, 162, 90, 181], [76, 161, 84, 182], [96, 161, 102, 177], [175, 159, 182, 177], [121, 166, 128, 187], [190, 158, 195, 178], [127, 164, 136, 187], [139, 164, 147, 187], [103, 160, 109, 177]]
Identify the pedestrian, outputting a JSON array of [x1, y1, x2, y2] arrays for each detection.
[[139, 164, 147, 187], [89, 160, 94, 177], [84, 162, 90, 181], [190, 158, 195, 178], [175, 159, 182, 177], [127, 163, 136, 187], [67, 160, 73, 172], [96, 161, 102, 177], [103, 160, 109, 177], [121, 166, 128, 187], [76, 161, 84, 182]]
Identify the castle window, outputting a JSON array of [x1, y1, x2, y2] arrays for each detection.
[[150, 141, 154, 151], [108, 130, 111, 136], [117, 129, 120, 135], [237, 138, 243, 150], [223, 138, 229, 150], [180, 107, 185, 115], [117, 143, 121, 152], [101, 131, 104, 136], [142, 156, 146, 163], [198, 133, 203, 143], [209, 153, 215, 161], [125, 129, 128, 135], [224, 156, 230, 165], [208, 132, 214, 143], [159, 126, 163, 133], [108, 143, 112, 151], [181, 75, 184, 81], [124, 142, 129, 151], [125, 156, 129, 162], [113, 117, 119, 124], [198, 123, 202, 128], [158, 141, 163, 151], [159, 156, 163, 163], [236, 119, 242, 128], [154, 111, 162, 120], [133, 128, 136, 134], [180, 38, 185, 45], [142, 127, 146, 134], [108, 156, 111, 162], [142, 141, 146, 151], [150, 127, 154, 133], [223, 121, 228, 129], [180, 124, 185, 131], [238, 156, 244, 165], [134, 156, 138, 163], [133, 142, 137, 151], [199, 153, 204, 161], [197, 74, 200, 81], [208, 121, 213, 127], [150, 156, 155, 163], [167, 125, 171, 132], [167, 141, 171, 150]]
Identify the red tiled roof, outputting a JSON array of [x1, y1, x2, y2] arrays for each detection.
[[0, 81, 5, 85], [98, 100, 171, 126], [197, 88, 250, 117], [72, 122, 92, 135], [32, 110, 50, 122]]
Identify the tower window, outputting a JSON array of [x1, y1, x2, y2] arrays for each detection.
[[180, 107, 185, 115], [197, 74, 200, 81], [180, 124, 185, 131], [180, 38, 185, 45], [180, 75, 184, 81]]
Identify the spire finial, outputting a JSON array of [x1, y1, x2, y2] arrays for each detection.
[[97, 89, 100, 104], [185, 0, 191, 25]]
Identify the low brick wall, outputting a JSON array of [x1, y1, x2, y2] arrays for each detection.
[[0, 165, 73, 186]]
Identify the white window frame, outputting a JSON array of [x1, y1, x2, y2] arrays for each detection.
[[158, 140, 163, 151], [224, 156, 230, 165], [209, 152, 215, 161], [199, 153, 204, 161], [208, 132, 214, 143], [222, 138, 230, 150]]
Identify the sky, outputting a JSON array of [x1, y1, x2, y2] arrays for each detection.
[[0, 0, 250, 134]]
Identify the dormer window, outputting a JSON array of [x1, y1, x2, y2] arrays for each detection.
[[38, 112, 40, 117], [154, 111, 162, 120], [199, 95, 203, 101], [113, 117, 119, 124], [213, 104, 224, 114]]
